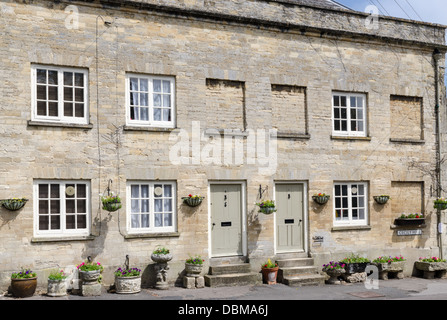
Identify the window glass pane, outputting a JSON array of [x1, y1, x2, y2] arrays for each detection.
[[51, 215, 60, 229], [164, 199, 172, 212], [155, 213, 162, 227], [130, 92, 138, 106], [333, 96, 339, 107], [51, 200, 60, 213], [164, 213, 172, 226], [39, 216, 49, 230], [131, 185, 139, 198], [350, 96, 356, 107], [78, 215, 87, 229], [75, 88, 84, 102], [140, 93, 148, 106], [64, 103, 73, 117], [130, 78, 139, 91], [37, 85, 47, 100], [39, 200, 48, 214], [141, 214, 150, 228], [131, 214, 140, 228], [66, 215, 75, 229], [153, 80, 161, 92], [131, 199, 139, 213], [39, 184, 49, 198], [64, 87, 73, 101], [64, 72, 73, 86], [164, 185, 172, 197], [51, 184, 60, 198], [37, 101, 47, 116], [141, 185, 149, 198], [37, 69, 47, 84], [334, 120, 340, 131], [140, 107, 149, 121], [154, 108, 161, 121], [66, 200, 75, 213], [154, 185, 162, 197], [140, 79, 148, 92], [141, 199, 149, 213], [155, 199, 163, 212], [153, 94, 161, 107], [162, 80, 171, 93], [48, 102, 58, 117], [341, 185, 348, 196], [340, 96, 346, 106], [359, 209, 365, 220], [48, 86, 58, 101], [77, 199, 86, 213], [341, 120, 347, 131], [163, 109, 171, 122], [74, 73, 84, 87], [357, 97, 363, 108], [48, 70, 58, 85]]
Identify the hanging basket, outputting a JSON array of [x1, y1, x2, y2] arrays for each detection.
[[434, 202, 447, 210], [182, 196, 204, 207], [1, 198, 28, 211], [373, 195, 390, 205], [102, 201, 122, 212], [312, 195, 330, 205], [259, 206, 277, 215]]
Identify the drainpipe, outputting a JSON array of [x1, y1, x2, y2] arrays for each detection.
[[433, 48, 443, 259]]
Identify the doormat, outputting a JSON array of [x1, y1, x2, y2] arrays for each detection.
[[348, 291, 385, 298]]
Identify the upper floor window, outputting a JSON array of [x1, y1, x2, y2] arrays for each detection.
[[332, 92, 366, 137], [333, 182, 368, 227], [126, 74, 175, 128], [34, 180, 91, 238], [31, 65, 89, 124]]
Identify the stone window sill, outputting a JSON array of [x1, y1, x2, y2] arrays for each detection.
[[124, 232, 180, 239], [27, 120, 93, 129], [389, 138, 425, 144], [331, 135, 371, 141], [276, 132, 311, 139], [31, 235, 96, 243], [123, 125, 176, 132], [331, 225, 371, 232]]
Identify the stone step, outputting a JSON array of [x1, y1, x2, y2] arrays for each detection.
[[208, 263, 251, 275], [277, 266, 319, 281], [204, 272, 262, 287], [276, 257, 315, 268], [282, 273, 326, 287]]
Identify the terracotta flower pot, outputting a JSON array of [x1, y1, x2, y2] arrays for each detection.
[[261, 267, 279, 284]]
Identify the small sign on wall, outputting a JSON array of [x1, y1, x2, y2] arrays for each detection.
[[397, 229, 422, 236]]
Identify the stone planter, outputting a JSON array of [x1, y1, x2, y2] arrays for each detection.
[[151, 253, 173, 264], [373, 261, 405, 280], [312, 195, 329, 205], [259, 206, 276, 215], [79, 269, 101, 282], [47, 279, 67, 297], [1, 199, 28, 211], [261, 267, 279, 284], [185, 263, 204, 277], [415, 261, 447, 279], [115, 276, 141, 294], [344, 262, 369, 274], [182, 197, 204, 207], [151, 253, 172, 290], [324, 268, 345, 284], [10, 277, 37, 298]]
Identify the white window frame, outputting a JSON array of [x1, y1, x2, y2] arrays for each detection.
[[33, 180, 91, 238], [31, 65, 89, 125], [126, 181, 177, 234], [332, 92, 367, 137], [125, 74, 176, 129], [333, 182, 368, 227]]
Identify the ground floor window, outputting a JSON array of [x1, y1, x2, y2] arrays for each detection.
[[127, 181, 176, 233], [34, 180, 90, 237], [333, 182, 368, 226]]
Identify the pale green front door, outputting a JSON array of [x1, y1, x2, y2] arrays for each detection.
[[210, 184, 243, 257], [275, 184, 304, 253]]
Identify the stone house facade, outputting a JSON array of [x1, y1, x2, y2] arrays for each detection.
[[0, 0, 446, 291]]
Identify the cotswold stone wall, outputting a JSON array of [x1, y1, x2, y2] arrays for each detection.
[[0, 0, 445, 291]]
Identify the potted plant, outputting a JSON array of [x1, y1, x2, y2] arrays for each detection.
[[261, 259, 279, 284], [340, 254, 370, 273], [47, 269, 68, 297], [373, 195, 390, 205], [182, 194, 204, 207], [255, 200, 277, 214], [322, 261, 346, 284], [151, 247, 172, 290], [394, 213, 425, 226], [312, 193, 330, 205], [10, 268, 37, 298], [185, 255, 205, 277], [114, 267, 142, 294], [372, 255, 405, 280], [101, 193, 122, 212], [434, 198, 447, 210], [151, 246, 173, 263], [77, 260, 103, 283], [415, 256, 447, 279], [1, 198, 28, 211]]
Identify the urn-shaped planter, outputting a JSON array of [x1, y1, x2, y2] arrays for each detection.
[[79, 269, 101, 282], [151, 253, 173, 264], [115, 276, 142, 294], [324, 268, 346, 284], [10, 277, 37, 298], [47, 279, 67, 297]]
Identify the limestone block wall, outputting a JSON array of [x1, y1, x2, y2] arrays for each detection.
[[0, 0, 445, 290]]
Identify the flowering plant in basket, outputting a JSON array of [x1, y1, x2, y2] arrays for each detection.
[[48, 269, 67, 281], [114, 267, 141, 277], [322, 261, 345, 271], [11, 268, 36, 279], [186, 255, 205, 265]]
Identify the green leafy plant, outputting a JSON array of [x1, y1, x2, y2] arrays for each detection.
[[101, 194, 121, 205], [322, 261, 345, 271], [261, 258, 278, 269], [114, 267, 141, 277], [48, 269, 67, 281], [153, 246, 170, 255], [185, 194, 203, 199], [313, 193, 329, 197], [419, 256, 446, 263], [255, 200, 276, 208], [11, 268, 36, 279], [77, 261, 103, 272], [340, 254, 370, 264], [399, 213, 424, 219], [186, 255, 205, 265], [373, 255, 405, 263]]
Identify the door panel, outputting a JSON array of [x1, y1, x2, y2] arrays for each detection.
[[275, 184, 304, 252], [210, 184, 242, 256]]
